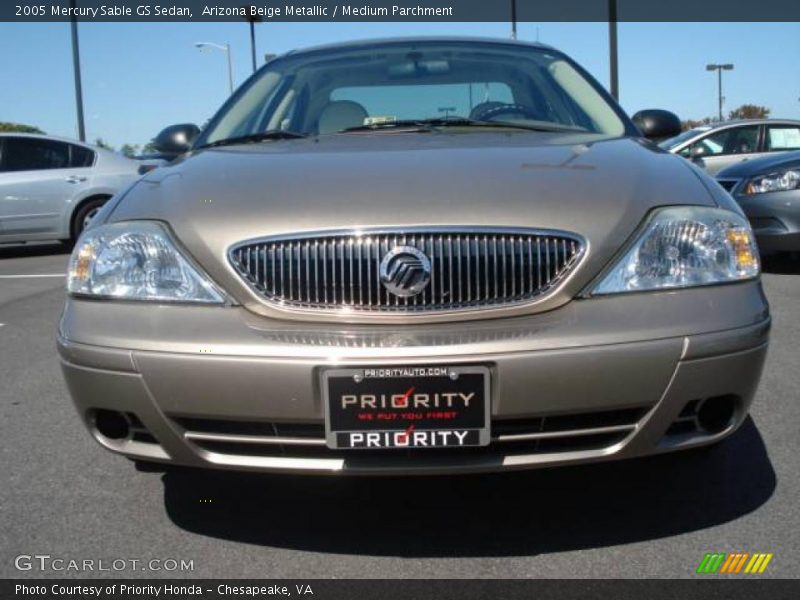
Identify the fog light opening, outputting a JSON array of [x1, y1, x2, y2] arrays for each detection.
[[92, 409, 131, 440], [697, 395, 736, 434]]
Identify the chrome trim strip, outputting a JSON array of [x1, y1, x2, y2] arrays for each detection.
[[493, 424, 636, 442], [184, 424, 636, 447], [185, 432, 327, 446]]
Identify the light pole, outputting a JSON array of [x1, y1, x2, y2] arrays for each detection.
[[608, 0, 619, 101], [240, 6, 262, 73], [69, 0, 86, 141], [510, 0, 517, 40], [706, 63, 734, 121], [195, 42, 234, 95]]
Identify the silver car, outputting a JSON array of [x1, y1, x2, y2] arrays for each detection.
[[717, 150, 800, 253], [0, 133, 140, 243], [58, 38, 770, 475], [659, 119, 800, 175]]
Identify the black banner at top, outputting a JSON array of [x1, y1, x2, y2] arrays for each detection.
[[5, 0, 800, 22]]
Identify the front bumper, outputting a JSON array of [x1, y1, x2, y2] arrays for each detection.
[[57, 282, 770, 475], [735, 190, 800, 252]]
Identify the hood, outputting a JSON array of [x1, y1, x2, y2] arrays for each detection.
[[109, 131, 716, 320], [717, 150, 800, 179]]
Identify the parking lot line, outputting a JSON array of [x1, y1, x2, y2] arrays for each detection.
[[0, 274, 64, 278]]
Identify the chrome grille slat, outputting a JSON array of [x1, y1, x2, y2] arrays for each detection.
[[230, 228, 584, 313]]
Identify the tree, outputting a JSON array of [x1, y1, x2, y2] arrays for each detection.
[[94, 138, 114, 150], [119, 143, 140, 157], [0, 122, 44, 133], [728, 104, 770, 120], [681, 117, 713, 131]]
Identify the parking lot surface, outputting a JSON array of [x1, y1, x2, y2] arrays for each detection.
[[1, 243, 798, 578]]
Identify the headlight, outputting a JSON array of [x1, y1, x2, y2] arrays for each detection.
[[68, 221, 226, 303], [743, 169, 800, 195], [593, 206, 759, 295]]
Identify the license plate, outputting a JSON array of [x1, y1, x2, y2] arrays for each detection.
[[323, 365, 490, 450]]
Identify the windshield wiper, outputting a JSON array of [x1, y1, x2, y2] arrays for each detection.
[[197, 130, 308, 149], [339, 117, 587, 134]]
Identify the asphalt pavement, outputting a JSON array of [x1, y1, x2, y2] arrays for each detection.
[[1, 242, 798, 579]]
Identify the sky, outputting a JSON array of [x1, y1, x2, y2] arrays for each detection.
[[0, 20, 798, 148]]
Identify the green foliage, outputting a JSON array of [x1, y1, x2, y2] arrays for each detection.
[[728, 104, 771, 120], [0, 122, 44, 133], [680, 104, 771, 131], [94, 137, 114, 150], [681, 117, 713, 131], [119, 143, 140, 157]]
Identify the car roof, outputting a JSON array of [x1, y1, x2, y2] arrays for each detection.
[[704, 118, 800, 129], [669, 119, 800, 150], [282, 36, 556, 58], [0, 131, 100, 150]]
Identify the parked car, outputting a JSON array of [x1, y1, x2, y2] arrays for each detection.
[[717, 150, 800, 254], [0, 133, 140, 244], [59, 38, 769, 475], [659, 119, 800, 175]]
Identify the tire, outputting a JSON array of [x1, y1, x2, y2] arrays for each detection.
[[71, 197, 108, 241]]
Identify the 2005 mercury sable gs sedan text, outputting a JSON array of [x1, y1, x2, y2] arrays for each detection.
[[58, 38, 770, 475]]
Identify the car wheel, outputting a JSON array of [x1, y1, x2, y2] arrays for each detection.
[[71, 198, 108, 241]]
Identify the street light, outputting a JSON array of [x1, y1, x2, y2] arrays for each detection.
[[240, 6, 262, 73], [510, 0, 517, 40], [195, 42, 234, 95], [69, 0, 86, 141], [608, 0, 619, 101], [706, 63, 734, 122]]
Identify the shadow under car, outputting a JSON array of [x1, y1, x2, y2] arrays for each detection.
[[160, 417, 775, 557]]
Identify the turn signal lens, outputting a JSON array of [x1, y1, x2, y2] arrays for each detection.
[[726, 229, 758, 273]]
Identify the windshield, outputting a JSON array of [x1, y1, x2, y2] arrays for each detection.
[[658, 128, 709, 151], [197, 41, 628, 146]]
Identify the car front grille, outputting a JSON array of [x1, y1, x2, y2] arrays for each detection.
[[229, 228, 584, 313]]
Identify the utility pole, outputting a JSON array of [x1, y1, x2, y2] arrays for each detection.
[[69, 0, 86, 141], [706, 63, 734, 121], [510, 0, 517, 40], [241, 6, 262, 73], [249, 20, 256, 71], [608, 0, 619, 101]]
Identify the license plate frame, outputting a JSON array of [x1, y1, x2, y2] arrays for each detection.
[[322, 365, 491, 450]]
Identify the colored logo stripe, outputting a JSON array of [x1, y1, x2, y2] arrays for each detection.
[[719, 553, 749, 573], [698, 552, 773, 574], [745, 553, 773, 574], [697, 553, 726, 574]]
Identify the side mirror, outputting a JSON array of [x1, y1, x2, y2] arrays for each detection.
[[689, 145, 708, 160], [632, 109, 682, 141], [152, 123, 200, 156]]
